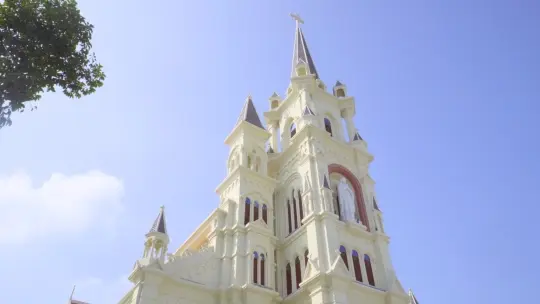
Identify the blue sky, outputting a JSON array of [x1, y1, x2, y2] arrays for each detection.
[[0, 0, 539, 303]]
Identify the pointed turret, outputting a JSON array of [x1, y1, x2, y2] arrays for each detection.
[[142, 206, 169, 262], [290, 13, 319, 79], [236, 95, 264, 129], [149, 205, 167, 234]]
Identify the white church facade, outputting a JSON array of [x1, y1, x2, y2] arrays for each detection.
[[115, 14, 421, 304]]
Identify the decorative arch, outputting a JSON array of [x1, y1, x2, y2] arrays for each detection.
[[328, 164, 370, 231]]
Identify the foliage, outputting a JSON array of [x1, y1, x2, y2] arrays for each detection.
[[0, 0, 105, 128]]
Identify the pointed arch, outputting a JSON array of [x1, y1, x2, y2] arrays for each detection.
[[295, 256, 302, 289], [286, 262, 292, 295], [324, 117, 333, 136], [352, 250, 362, 282], [262, 204, 268, 224], [339, 245, 348, 269], [287, 199, 292, 234], [261, 253, 266, 286], [328, 164, 371, 231], [298, 190, 304, 223], [254, 201, 260, 221], [244, 198, 251, 226], [290, 122, 297, 138], [253, 251, 259, 284], [292, 190, 298, 230], [364, 254, 375, 286]]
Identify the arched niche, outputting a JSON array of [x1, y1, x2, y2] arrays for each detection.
[[328, 164, 370, 231]]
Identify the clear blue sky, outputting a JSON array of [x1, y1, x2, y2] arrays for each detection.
[[0, 0, 538, 303]]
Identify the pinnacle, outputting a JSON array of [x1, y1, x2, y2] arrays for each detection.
[[236, 96, 264, 129], [291, 24, 319, 79], [149, 206, 167, 234]]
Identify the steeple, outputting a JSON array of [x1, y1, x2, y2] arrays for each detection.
[[290, 13, 319, 79], [236, 95, 264, 129], [142, 206, 169, 262], [149, 205, 167, 234]]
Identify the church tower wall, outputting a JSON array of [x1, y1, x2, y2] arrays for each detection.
[[117, 13, 416, 304]]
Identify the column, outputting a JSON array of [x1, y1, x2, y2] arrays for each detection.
[[269, 121, 279, 151], [343, 110, 356, 142]]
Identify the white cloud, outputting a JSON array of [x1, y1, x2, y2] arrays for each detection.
[[73, 274, 133, 304], [0, 170, 124, 244]]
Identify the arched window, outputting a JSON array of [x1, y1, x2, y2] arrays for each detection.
[[295, 256, 302, 289], [336, 88, 345, 97], [247, 155, 252, 169], [253, 201, 260, 221], [304, 249, 309, 266], [244, 198, 251, 225], [260, 253, 266, 286], [352, 250, 362, 282], [290, 123, 297, 138], [339, 245, 348, 269], [364, 254, 375, 286], [292, 191, 298, 230], [253, 252, 259, 284], [262, 204, 268, 224], [287, 200, 292, 235], [286, 262, 292, 295], [324, 118, 333, 136], [298, 190, 304, 223]]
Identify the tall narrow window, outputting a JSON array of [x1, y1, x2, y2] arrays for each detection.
[[295, 256, 302, 289], [287, 200, 292, 234], [261, 254, 266, 286], [339, 245, 348, 269], [364, 255, 375, 286], [262, 204, 268, 224], [244, 198, 251, 225], [286, 263, 292, 295], [290, 123, 297, 138], [324, 118, 333, 136], [274, 250, 278, 291], [304, 249, 309, 266], [352, 250, 362, 282], [253, 252, 259, 284], [254, 201, 260, 221], [298, 190, 304, 223], [247, 155, 252, 168], [335, 193, 341, 218], [292, 191, 298, 230]]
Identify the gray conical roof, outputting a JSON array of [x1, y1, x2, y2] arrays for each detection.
[[323, 175, 331, 189], [291, 22, 319, 79], [149, 206, 167, 234], [236, 96, 264, 129]]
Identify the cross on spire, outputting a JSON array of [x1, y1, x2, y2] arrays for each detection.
[[290, 13, 304, 27]]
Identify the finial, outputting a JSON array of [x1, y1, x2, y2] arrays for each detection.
[[290, 13, 304, 27], [160, 205, 165, 210], [247, 94, 252, 101]]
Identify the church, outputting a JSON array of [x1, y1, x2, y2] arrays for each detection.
[[114, 14, 421, 304]]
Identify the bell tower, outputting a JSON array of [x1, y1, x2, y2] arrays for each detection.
[[115, 13, 419, 304], [260, 14, 410, 304]]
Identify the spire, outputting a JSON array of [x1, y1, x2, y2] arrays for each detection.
[[323, 175, 331, 189], [236, 95, 264, 129], [303, 105, 315, 116], [409, 289, 420, 304], [149, 205, 167, 234], [353, 131, 363, 141], [290, 13, 319, 79]]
